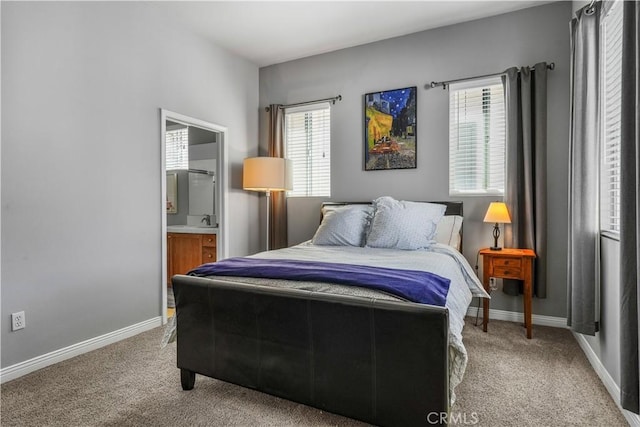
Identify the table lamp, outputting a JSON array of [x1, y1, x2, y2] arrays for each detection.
[[243, 157, 292, 250], [483, 202, 511, 251]]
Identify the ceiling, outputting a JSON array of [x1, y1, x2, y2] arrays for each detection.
[[160, 1, 554, 67]]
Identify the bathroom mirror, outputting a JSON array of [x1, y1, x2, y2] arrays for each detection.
[[165, 120, 219, 227]]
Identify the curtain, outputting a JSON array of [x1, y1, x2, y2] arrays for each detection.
[[566, 4, 601, 336], [267, 105, 288, 250], [502, 64, 548, 299], [620, 1, 640, 415]]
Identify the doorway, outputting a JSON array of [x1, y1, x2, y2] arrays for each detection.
[[160, 109, 228, 324]]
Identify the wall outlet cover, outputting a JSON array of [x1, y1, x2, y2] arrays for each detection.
[[11, 311, 25, 331]]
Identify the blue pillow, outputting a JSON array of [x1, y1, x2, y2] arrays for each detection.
[[365, 197, 446, 250], [312, 205, 374, 247]]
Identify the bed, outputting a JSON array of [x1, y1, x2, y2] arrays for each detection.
[[172, 197, 487, 426]]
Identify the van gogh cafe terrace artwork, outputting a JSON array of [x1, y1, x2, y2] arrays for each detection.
[[364, 86, 417, 171]]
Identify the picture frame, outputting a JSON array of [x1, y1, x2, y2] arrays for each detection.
[[166, 172, 178, 214], [364, 86, 417, 171]]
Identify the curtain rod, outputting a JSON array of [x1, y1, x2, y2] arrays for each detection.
[[265, 95, 342, 112], [426, 62, 555, 90]]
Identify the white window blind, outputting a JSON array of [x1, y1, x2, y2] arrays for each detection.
[[166, 127, 189, 170], [285, 103, 331, 197], [600, 0, 623, 234], [449, 77, 505, 196]]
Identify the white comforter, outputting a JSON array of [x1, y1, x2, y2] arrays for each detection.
[[248, 241, 489, 403]]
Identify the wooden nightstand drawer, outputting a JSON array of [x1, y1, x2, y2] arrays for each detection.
[[202, 235, 217, 248], [494, 266, 522, 279], [202, 247, 216, 262], [494, 258, 521, 268]]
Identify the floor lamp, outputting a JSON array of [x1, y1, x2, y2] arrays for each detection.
[[243, 157, 292, 251]]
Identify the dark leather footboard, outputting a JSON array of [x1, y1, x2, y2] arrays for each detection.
[[173, 275, 450, 427]]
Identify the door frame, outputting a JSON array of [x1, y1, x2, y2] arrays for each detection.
[[160, 109, 229, 324]]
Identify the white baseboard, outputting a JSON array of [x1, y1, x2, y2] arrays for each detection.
[[0, 317, 162, 384], [573, 332, 640, 427], [466, 306, 568, 329]]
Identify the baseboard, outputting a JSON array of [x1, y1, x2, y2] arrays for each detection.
[[573, 332, 640, 427], [466, 306, 568, 329], [0, 317, 162, 384]]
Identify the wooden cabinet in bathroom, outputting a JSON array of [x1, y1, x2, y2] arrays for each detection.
[[201, 234, 217, 263], [167, 233, 217, 284]]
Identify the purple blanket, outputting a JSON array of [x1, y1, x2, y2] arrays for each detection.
[[188, 257, 451, 306]]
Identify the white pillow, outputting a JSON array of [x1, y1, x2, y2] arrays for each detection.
[[435, 215, 463, 250], [312, 205, 374, 247], [365, 197, 446, 250]]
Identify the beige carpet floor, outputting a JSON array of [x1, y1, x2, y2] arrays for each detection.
[[1, 318, 629, 426]]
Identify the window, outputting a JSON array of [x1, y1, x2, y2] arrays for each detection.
[[166, 127, 188, 170], [285, 103, 331, 197], [600, 0, 623, 234], [449, 77, 505, 195]]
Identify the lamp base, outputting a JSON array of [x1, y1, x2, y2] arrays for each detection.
[[490, 223, 502, 251]]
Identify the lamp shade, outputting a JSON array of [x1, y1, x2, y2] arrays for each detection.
[[483, 202, 512, 224], [243, 157, 292, 192]]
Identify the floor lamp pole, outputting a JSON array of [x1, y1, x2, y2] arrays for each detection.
[[265, 190, 271, 251]]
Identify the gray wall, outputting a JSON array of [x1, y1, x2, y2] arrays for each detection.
[[582, 236, 621, 386], [1, 2, 260, 368], [259, 2, 572, 317]]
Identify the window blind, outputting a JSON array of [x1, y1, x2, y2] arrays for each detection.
[[285, 103, 331, 197], [449, 77, 505, 195], [600, 0, 623, 234], [166, 127, 189, 170]]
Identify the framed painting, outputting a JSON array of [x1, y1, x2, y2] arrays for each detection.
[[364, 86, 417, 171], [166, 172, 178, 214]]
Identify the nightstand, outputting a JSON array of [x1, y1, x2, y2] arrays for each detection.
[[480, 248, 536, 339]]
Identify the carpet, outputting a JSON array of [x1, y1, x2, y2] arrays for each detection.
[[0, 318, 628, 426]]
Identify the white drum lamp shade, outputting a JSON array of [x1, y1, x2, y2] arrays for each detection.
[[243, 157, 292, 193]]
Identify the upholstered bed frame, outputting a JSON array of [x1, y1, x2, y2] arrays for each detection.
[[173, 201, 463, 427]]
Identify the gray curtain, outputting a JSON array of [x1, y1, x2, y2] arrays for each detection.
[[567, 3, 601, 336], [502, 64, 548, 299], [620, 1, 640, 415], [267, 105, 288, 250]]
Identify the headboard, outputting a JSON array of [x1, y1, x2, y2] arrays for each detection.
[[320, 201, 464, 252]]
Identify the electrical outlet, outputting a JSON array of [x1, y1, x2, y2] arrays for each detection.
[[11, 311, 25, 331], [489, 277, 498, 291]]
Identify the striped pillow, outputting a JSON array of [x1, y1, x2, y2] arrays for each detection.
[[365, 197, 446, 250]]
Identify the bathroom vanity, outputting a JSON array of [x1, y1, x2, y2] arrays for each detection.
[[167, 227, 217, 284]]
